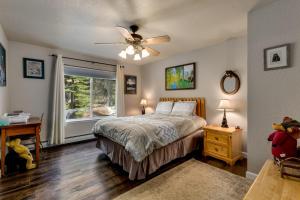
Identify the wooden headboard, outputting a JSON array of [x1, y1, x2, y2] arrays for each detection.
[[159, 97, 206, 119]]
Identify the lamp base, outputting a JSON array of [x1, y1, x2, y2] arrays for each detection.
[[142, 106, 145, 115], [221, 119, 229, 128], [221, 109, 229, 128]]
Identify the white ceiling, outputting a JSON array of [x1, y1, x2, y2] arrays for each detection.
[[0, 0, 274, 65]]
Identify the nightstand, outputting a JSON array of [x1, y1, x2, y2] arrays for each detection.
[[203, 125, 242, 166]]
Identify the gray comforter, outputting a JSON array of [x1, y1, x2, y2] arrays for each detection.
[[92, 114, 207, 162]]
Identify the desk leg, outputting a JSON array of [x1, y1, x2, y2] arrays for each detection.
[[1, 129, 6, 177], [35, 126, 40, 165]]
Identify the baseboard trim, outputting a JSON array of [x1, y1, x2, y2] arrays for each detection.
[[246, 171, 257, 180]]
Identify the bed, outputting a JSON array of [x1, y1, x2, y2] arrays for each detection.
[[93, 97, 206, 180]]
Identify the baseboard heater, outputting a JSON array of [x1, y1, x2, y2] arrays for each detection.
[[64, 133, 94, 139], [24, 133, 95, 150]]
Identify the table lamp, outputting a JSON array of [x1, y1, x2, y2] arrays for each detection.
[[140, 99, 147, 115], [217, 99, 233, 128]]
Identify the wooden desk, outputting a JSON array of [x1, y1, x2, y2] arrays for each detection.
[[244, 160, 300, 200], [1, 117, 41, 177]]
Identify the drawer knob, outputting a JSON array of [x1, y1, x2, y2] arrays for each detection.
[[214, 148, 219, 152], [215, 137, 219, 140]]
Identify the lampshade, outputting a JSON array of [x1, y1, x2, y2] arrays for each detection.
[[118, 50, 126, 59], [126, 45, 135, 55], [141, 49, 150, 58], [217, 99, 233, 110], [140, 99, 147, 106], [134, 54, 141, 61]]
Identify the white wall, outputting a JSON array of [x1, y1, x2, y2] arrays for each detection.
[[141, 37, 248, 151], [0, 24, 9, 114], [8, 42, 54, 143], [248, 0, 300, 173], [7, 41, 141, 143]]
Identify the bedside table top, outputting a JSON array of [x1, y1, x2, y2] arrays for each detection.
[[203, 125, 241, 133]]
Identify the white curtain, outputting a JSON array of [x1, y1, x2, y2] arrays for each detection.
[[116, 65, 125, 117], [50, 55, 65, 145]]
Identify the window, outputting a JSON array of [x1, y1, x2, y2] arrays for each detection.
[[64, 66, 116, 121]]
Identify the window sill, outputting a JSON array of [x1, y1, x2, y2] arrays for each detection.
[[66, 115, 115, 124]]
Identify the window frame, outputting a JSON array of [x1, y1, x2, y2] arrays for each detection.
[[64, 67, 116, 122]]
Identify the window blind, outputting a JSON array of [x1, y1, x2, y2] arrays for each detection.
[[64, 65, 116, 80]]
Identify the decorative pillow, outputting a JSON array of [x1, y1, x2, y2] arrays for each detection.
[[155, 101, 174, 114], [171, 101, 196, 116]]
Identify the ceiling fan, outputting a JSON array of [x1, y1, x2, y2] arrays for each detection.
[[95, 25, 171, 61]]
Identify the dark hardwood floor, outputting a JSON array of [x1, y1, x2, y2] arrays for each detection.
[[0, 141, 247, 200]]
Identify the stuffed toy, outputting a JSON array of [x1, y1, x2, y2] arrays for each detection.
[[272, 116, 300, 140], [272, 123, 286, 132], [273, 116, 300, 133], [6, 138, 36, 170], [268, 130, 297, 159]]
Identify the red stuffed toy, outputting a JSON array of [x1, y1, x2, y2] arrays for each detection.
[[268, 130, 297, 159]]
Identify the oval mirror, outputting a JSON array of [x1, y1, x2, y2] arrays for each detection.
[[220, 71, 240, 95]]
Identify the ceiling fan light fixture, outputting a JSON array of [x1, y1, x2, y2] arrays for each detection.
[[126, 45, 135, 55], [134, 54, 141, 61], [95, 25, 169, 60], [118, 50, 127, 59], [141, 49, 150, 58]]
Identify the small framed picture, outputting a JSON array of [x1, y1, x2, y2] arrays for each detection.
[[264, 44, 290, 71], [124, 75, 137, 94], [23, 58, 45, 79], [0, 43, 6, 86]]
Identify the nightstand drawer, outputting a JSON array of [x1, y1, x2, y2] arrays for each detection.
[[206, 142, 229, 157], [206, 132, 229, 145]]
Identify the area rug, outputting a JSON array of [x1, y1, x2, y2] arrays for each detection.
[[113, 159, 252, 200]]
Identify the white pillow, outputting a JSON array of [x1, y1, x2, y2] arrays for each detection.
[[155, 101, 174, 114], [171, 102, 196, 116], [179, 100, 197, 115]]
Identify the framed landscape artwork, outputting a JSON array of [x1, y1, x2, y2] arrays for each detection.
[[23, 58, 45, 79], [264, 44, 290, 71], [165, 63, 196, 90], [124, 75, 137, 94], [0, 43, 6, 86]]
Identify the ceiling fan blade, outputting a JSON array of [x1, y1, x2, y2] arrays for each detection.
[[145, 47, 160, 56], [142, 35, 170, 45], [115, 26, 134, 41], [94, 42, 126, 45]]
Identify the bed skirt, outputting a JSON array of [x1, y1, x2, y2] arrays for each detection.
[[95, 130, 203, 180]]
